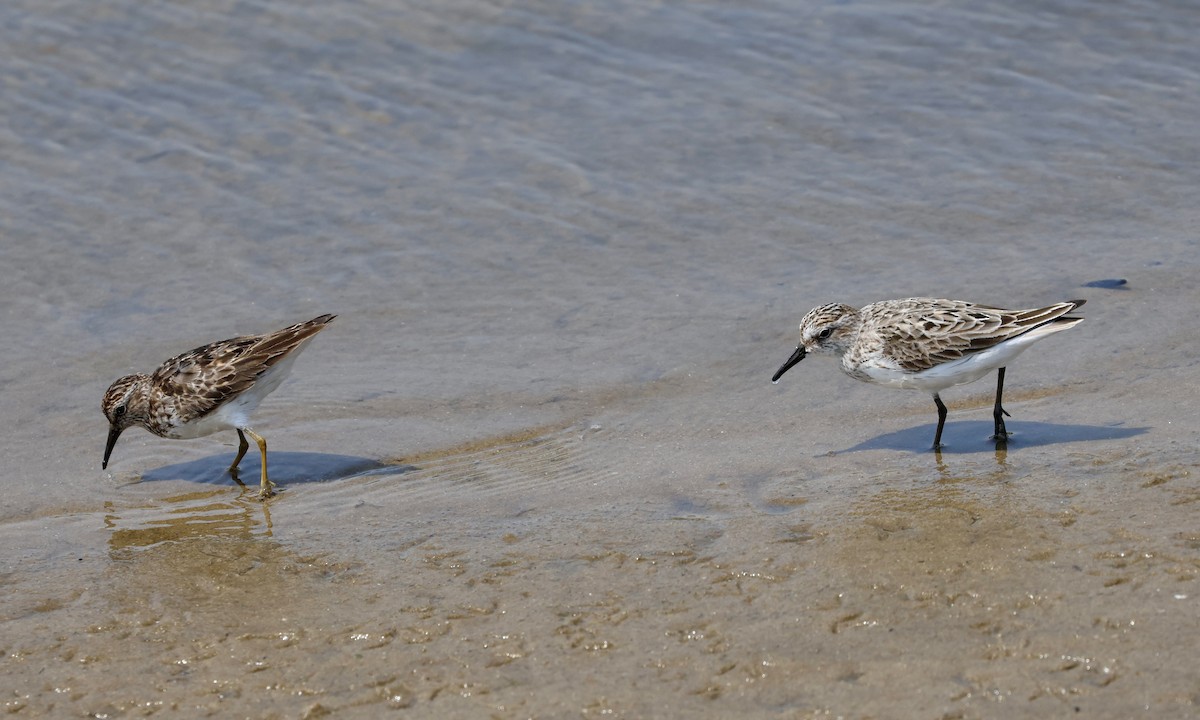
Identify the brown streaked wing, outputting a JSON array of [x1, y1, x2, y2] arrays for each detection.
[[873, 300, 1081, 373], [150, 314, 335, 419]]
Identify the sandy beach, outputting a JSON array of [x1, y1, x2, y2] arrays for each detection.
[[2, 0, 1198, 716]]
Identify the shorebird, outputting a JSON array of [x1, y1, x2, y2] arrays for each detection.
[[771, 298, 1084, 449], [101, 314, 335, 497]]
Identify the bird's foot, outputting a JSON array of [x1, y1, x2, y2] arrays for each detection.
[[992, 408, 1010, 442], [257, 480, 277, 501]]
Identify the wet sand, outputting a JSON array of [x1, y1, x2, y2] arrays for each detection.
[[2, 0, 1199, 716], [5, 349, 1199, 716]]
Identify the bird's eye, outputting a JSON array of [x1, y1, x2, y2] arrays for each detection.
[[817, 328, 834, 340], [114, 405, 127, 419]]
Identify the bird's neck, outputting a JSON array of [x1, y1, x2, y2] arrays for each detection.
[[124, 374, 156, 427]]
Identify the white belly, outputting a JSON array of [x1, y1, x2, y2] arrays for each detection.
[[858, 354, 1000, 392], [164, 393, 257, 439], [851, 321, 1075, 393]]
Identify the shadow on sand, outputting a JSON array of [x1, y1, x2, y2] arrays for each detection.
[[839, 420, 1149, 455], [139, 451, 390, 487]]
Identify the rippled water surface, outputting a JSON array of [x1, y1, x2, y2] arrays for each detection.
[[2, 0, 1198, 716]]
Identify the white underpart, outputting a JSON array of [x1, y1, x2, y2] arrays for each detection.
[[851, 318, 1082, 393], [164, 341, 312, 439]]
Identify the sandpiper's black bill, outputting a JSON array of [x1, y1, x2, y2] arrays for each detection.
[[102, 424, 123, 469], [771, 346, 806, 382]]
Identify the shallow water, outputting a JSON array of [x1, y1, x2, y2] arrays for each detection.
[[2, 0, 1199, 716]]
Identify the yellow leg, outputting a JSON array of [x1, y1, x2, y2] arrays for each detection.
[[229, 429, 250, 472], [242, 427, 274, 499]]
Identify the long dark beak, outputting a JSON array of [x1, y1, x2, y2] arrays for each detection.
[[102, 424, 123, 469], [771, 346, 806, 383]]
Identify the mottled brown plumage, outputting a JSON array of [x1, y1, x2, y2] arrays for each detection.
[[859, 299, 1082, 374], [101, 314, 335, 498], [772, 298, 1085, 449]]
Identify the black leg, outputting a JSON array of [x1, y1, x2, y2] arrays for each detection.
[[932, 393, 948, 450], [993, 367, 1011, 442], [230, 429, 250, 472]]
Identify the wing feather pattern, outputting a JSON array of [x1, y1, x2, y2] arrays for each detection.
[[869, 299, 1084, 373], [151, 314, 336, 419]]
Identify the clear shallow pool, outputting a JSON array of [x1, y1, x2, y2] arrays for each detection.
[[1, 0, 1197, 715]]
